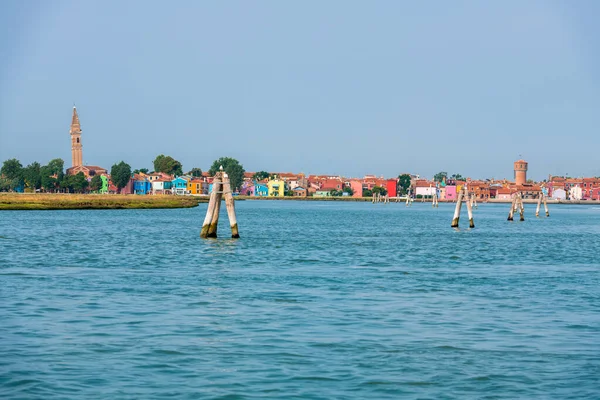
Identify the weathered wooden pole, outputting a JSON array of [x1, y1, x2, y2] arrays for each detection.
[[200, 173, 222, 238], [507, 196, 516, 221], [517, 193, 525, 222], [543, 196, 549, 217], [451, 189, 464, 227], [222, 172, 240, 238], [466, 193, 475, 228], [535, 194, 542, 217], [372, 193, 376, 203], [206, 177, 223, 237]]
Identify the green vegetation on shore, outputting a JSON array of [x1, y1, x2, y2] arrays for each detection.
[[0, 194, 206, 210]]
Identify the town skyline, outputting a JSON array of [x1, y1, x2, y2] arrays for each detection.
[[2, 2, 600, 180]]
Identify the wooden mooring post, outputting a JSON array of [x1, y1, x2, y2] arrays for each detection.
[[536, 193, 550, 217], [200, 168, 239, 238], [507, 192, 525, 222], [450, 188, 475, 228]]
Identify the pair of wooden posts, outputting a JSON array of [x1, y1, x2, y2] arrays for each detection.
[[200, 168, 239, 238], [535, 193, 550, 217], [507, 193, 525, 221], [450, 188, 475, 228]]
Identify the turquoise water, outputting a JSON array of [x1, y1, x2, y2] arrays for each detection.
[[1, 201, 599, 399]]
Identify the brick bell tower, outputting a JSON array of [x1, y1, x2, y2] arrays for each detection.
[[514, 159, 528, 186], [70, 106, 83, 168]]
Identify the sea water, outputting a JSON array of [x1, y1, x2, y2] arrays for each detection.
[[1, 201, 599, 399]]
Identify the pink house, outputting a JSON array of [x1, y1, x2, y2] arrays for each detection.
[[497, 188, 512, 200], [445, 185, 457, 200], [349, 180, 363, 197]]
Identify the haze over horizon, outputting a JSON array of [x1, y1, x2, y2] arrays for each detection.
[[1, 1, 599, 181]]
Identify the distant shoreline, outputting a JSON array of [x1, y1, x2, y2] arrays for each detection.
[[2, 193, 598, 210], [235, 196, 600, 205]]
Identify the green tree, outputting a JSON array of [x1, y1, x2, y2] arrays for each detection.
[[208, 157, 246, 191], [111, 161, 132, 192], [398, 174, 411, 195], [47, 158, 64, 177], [89, 174, 103, 192], [71, 172, 89, 193], [363, 189, 373, 197], [253, 171, 269, 181], [343, 186, 354, 196], [433, 171, 447, 183], [188, 168, 203, 177], [372, 186, 387, 196], [1, 158, 23, 180], [59, 175, 73, 192], [450, 173, 465, 181], [0, 177, 10, 192], [23, 162, 42, 190], [153, 154, 183, 176]]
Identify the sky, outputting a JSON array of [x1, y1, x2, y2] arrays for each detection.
[[1, 0, 599, 181]]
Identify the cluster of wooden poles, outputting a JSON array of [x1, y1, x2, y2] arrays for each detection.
[[450, 188, 549, 228], [200, 168, 240, 238], [372, 193, 390, 203]]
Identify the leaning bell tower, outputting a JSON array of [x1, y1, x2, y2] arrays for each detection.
[[70, 106, 83, 168]]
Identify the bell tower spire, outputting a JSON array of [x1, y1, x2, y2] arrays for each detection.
[[70, 106, 83, 168]]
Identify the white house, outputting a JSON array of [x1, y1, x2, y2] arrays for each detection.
[[552, 188, 566, 200], [570, 185, 582, 200], [152, 179, 172, 195]]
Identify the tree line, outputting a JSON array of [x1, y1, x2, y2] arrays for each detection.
[[0, 154, 246, 193]]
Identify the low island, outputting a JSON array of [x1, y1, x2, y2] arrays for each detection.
[[0, 193, 206, 210]]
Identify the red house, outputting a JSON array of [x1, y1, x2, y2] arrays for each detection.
[[386, 179, 397, 197]]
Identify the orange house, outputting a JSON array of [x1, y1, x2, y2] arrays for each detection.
[[187, 178, 205, 194]]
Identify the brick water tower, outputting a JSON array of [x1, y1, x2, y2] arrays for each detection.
[[514, 159, 528, 185]]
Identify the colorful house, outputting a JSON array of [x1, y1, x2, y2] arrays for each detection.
[[349, 180, 363, 198], [268, 178, 285, 197], [172, 177, 189, 195], [386, 179, 397, 198], [552, 188, 566, 200], [187, 178, 205, 195], [496, 188, 513, 200], [152, 179, 173, 194], [239, 181, 255, 196], [445, 185, 457, 201], [99, 175, 109, 194], [254, 182, 268, 197], [314, 190, 332, 197], [134, 175, 152, 195], [293, 187, 307, 197]]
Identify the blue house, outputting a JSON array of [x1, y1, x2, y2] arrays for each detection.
[[254, 182, 268, 197], [172, 177, 189, 195], [134, 178, 152, 195]]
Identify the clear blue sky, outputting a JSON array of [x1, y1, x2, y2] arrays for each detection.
[[1, 1, 599, 180]]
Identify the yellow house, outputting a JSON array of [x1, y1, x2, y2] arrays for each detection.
[[267, 178, 285, 197], [187, 178, 205, 194]]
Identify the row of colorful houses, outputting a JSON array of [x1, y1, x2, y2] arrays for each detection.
[[80, 168, 600, 201]]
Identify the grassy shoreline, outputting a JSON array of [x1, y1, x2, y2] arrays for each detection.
[[0, 193, 206, 210]]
